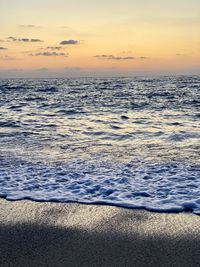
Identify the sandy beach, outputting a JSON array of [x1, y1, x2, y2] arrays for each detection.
[[0, 199, 200, 266]]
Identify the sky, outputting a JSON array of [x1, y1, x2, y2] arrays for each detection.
[[0, 0, 200, 77]]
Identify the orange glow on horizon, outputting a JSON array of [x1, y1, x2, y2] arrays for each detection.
[[0, 0, 199, 76]]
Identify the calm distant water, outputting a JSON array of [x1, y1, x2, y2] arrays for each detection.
[[0, 76, 200, 213]]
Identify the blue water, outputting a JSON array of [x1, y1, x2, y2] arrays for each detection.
[[0, 76, 200, 213]]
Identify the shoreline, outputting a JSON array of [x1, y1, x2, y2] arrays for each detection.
[[1, 196, 197, 214], [0, 198, 200, 267]]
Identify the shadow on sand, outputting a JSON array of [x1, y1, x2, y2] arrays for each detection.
[[0, 219, 200, 267]]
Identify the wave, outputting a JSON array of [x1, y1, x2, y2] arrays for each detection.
[[0, 76, 199, 214]]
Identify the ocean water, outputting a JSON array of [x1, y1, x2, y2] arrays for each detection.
[[0, 76, 200, 213]]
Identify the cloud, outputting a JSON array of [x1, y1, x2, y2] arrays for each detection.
[[60, 40, 79, 45], [29, 52, 68, 57], [7, 37, 17, 41], [46, 46, 62, 50], [176, 53, 186, 56], [8, 36, 43, 42], [19, 25, 40, 28], [19, 38, 29, 42], [94, 55, 149, 60], [0, 47, 7, 50], [138, 56, 150, 59], [30, 38, 43, 42], [94, 55, 135, 60]]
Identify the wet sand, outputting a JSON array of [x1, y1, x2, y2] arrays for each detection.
[[0, 198, 200, 267]]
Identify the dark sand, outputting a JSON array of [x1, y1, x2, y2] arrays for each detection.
[[0, 198, 200, 267]]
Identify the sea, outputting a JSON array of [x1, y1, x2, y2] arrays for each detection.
[[0, 76, 200, 213]]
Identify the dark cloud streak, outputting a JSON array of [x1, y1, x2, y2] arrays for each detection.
[[31, 39, 43, 42], [29, 52, 68, 57], [94, 55, 149, 60], [8, 37, 43, 42], [60, 40, 79, 45], [19, 25, 40, 28], [94, 55, 135, 60], [46, 46, 62, 50]]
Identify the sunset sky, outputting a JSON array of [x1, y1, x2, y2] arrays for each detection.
[[0, 0, 200, 77]]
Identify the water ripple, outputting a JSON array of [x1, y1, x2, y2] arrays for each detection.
[[0, 76, 200, 214]]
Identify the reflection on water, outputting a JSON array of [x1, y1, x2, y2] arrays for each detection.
[[0, 76, 200, 213]]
